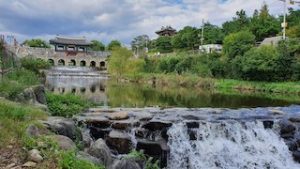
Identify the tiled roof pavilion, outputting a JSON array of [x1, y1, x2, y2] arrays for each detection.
[[49, 36, 91, 46]]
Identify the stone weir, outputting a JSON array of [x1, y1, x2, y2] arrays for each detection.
[[74, 106, 300, 169]]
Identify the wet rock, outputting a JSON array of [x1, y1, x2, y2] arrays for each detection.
[[107, 112, 129, 120], [42, 117, 81, 140], [86, 117, 112, 128], [22, 161, 37, 167], [293, 150, 300, 163], [81, 129, 93, 148], [143, 121, 172, 131], [182, 115, 200, 120], [136, 139, 169, 168], [289, 116, 300, 123], [106, 130, 132, 154], [285, 140, 298, 151], [51, 135, 76, 150], [33, 85, 46, 104], [111, 158, 141, 169], [188, 129, 197, 141], [270, 109, 286, 115], [90, 127, 111, 140], [88, 139, 112, 167], [186, 121, 199, 128], [28, 149, 43, 163], [77, 151, 103, 166], [280, 120, 296, 139], [262, 120, 274, 129], [131, 112, 154, 121], [112, 120, 139, 130]]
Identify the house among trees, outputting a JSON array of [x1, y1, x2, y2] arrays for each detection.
[[49, 36, 91, 52], [155, 26, 177, 36], [199, 44, 223, 53], [260, 36, 283, 46]]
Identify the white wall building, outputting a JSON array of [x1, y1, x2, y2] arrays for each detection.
[[199, 44, 222, 53]]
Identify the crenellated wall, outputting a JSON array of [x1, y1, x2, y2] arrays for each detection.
[[5, 45, 110, 70]]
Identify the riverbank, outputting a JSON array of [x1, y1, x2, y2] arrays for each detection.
[[120, 73, 300, 95]]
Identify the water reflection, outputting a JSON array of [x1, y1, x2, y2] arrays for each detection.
[[45, 75, 108, 104], [45, 76, 300, 108]]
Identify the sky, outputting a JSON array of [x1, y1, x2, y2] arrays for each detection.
[[0, 0, 296, 45]]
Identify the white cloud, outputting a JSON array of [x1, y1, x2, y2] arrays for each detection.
[[0, 0, 297, 45]]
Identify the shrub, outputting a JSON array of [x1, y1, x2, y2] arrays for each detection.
[[223, 30, 255, 60], [21, 57, 51, 73], [59, 151, 105, 169], [239, 45, 280, 81], [46, 93, 92, 117]]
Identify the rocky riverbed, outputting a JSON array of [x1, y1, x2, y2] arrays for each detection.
[[41, 106, 300, 169]]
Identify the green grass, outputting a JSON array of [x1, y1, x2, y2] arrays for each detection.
[[0, 68, 40, 99], [121, 72, 300, 95], [46, 92, 93, 117], [59, 151, 105, 169]]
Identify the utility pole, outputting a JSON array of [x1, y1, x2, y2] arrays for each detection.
[[201, 19, 204, 46]]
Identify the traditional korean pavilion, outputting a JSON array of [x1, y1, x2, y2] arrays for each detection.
[[49, 36, 91, 52], [155, 26, 177, 36]]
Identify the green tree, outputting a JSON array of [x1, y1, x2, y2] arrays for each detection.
[[90, 40, 105, 51], [222, 9, 250, 35], [131, 35, 150, 56], [223, 30, 255, 60], [171, 26, 199, 50], [23, 39, 50, 48], [202, 23, 225, 44], [108, 47, 132, 77], [250, 3, 281, 41], [156, 36, 173, 53], [107, 40, 121, 50]]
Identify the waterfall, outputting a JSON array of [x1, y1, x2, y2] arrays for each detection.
[[167, 121, 300, 169]]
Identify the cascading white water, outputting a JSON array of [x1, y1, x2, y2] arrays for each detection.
[[167, 121, 300, 169]]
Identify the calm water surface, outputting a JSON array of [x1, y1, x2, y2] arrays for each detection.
[[45, 75, 300, 108]]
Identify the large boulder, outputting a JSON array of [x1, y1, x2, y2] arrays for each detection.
[[106, 130, 132, 154], [51, 135, 76, 150], [42, 117, 81, 141], [280, 120, 296, 139], [88, 139, 112, 167], [33, 85, 47, 104], [111, 159, 141, 169], [26, 124, 49, 137], [107, 112, 129, 120], [76, 151, 103, 166]]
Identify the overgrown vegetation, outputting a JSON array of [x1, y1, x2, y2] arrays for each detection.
[[0, 68, 40, 99], [23, 39, 50, 48], [59, 151, 105, 169], [127, 150, 160, 169], [20, 57, 51, 74], [46, 92, 92, 117]]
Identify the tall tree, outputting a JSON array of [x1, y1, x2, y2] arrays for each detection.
[[202, 23, 225, 44], [90, 40, 105, 51], [156, 36, 173, 53], [222, 9, 250, 35], [107, 40, 121, 50], [250, 3, 281, 41], [131, 35, 150, 56]]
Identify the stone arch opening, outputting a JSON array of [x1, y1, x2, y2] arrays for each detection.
[[58, 59, 65, 66], [80, 60, 86, 67], [100, 61, 106, 70], [48, 59, 55, 66], [90, 61, 96, 67], [69, 59, 76, 66]]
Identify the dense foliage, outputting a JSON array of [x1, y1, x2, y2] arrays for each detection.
[[23, 39, 50, 48], [107, 40, 122, 50], [20, 57, 51, 73], [90, 40, 105, 51], [46, 92, 92, 117]]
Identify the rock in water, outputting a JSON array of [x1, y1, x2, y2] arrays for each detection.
[[88, 139, 112, 167], [107, 112, 129, 120], [42, 117, 81, 140], [28, 149, 43, 163], [51, 135, 76, 150], [111, 159, 141, 169], [106, 130, 132, 154]]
